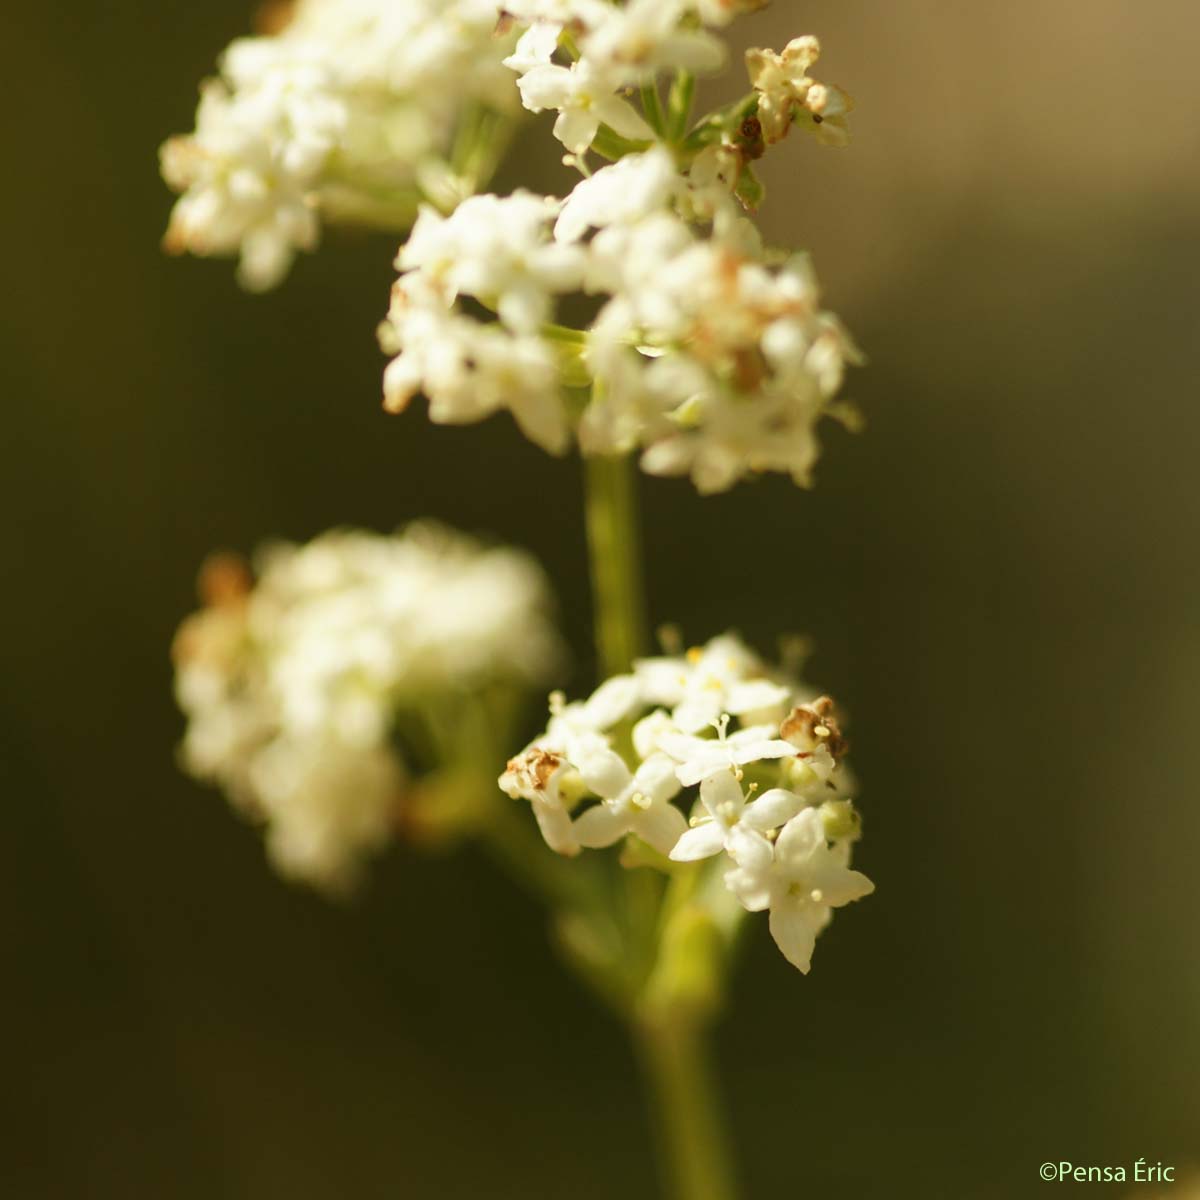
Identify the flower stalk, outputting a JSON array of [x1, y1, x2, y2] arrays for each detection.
[[636, 1011, 739, 1200], [583, 449, 648, 677], [582, 446, 741, 1200]]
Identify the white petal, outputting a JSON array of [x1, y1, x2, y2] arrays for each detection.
[[504, 24, 561, 75], [672, 756, 725, 788], [724, 864, 771, 912], [630, 801, 687, 855], [577, 747, 632, 799], [510, 391, 570, 456], [573, 802, 630, 849], [768, 899, 822, 973], [634, 657, 689, 705], [774, 807, 825, 866], [741, 787, 804, 831], [668, 821, 726, 862], [596, 96, 653, 142], [808, 856, 875, 908], [726, 826, 773, 872], [554, 107, 601, 155], [582, 674, 642, 728], [698, 769, 744, 819], [727, 678, 791, 715], [533, 798, 579, 856], [673, 693, 721, 734], [516, 64, 572, 112], [632, 709, 677, 759], [632, 753, 683, 805], [729, 736, 796, 767]]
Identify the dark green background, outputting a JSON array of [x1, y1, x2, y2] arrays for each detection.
[[6, 2, 1198, 1196]]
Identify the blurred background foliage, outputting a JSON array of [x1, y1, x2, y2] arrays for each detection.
[[4, 1, 1199, 1196]]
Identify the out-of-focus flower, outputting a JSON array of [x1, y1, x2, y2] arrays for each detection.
[[516, 57, 653, 154], [500, 632, 871, 972], [746, 36, 853, 147], [161, 0, 518, 289], [173, 523, 564, 890]]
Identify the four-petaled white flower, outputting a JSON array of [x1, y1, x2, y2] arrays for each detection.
[[554, 147, 681, 244], [659, 719, 797, 787], [579, 0, 726, 81], [516, 58, 653, 155], [572, 751, 686, 855], [499, 746, 581, 857], [670, 769, 804, 863], [399, 193, 584, 333], [725, 807, 874, 973], [636, 632, 792, 733]]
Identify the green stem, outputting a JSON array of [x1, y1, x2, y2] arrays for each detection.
[[583, 453, 648, 677], [641, 81, 667, 136], [581, 445, 737, 1199], [667, 71, 696, 143], [636, 1015, 739, 1200], [591, 123, 655, 162]]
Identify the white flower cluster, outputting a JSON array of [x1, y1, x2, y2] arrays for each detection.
[[160, 0, 516, 290], [173, 523, 563, 890], [500, 634, 872, 972], [379, 145, 860, 491], [377, 3, 860, 494]]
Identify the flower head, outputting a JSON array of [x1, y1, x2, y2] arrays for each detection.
[[500, 632, 871, 972], [174, 523, 564, 890], [161, 0, 518, 288], [746, 36, 853, 147]]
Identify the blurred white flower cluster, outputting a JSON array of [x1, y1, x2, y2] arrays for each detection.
[[500, 634, 872, 972], [160, 0, 517, 290], [173, 523, 563, 891], [378, 4, 860, 493]]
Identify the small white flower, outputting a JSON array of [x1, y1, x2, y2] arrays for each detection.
[[579, 0, 725, 81], [658, 717, 797, 787], [669, 769, 803, 862], [400, 193, 584, 333], [549, 673, 644, 742], [380, 273, 571, 453], [571, 752, 686, 855], [636, 632, 792, 733], [554, 148, 681, 244], [499, 746, 581, 856], [499, 674, 644, 856], [724, 807, 874, 973], [516, 58, 653, 154], [503, 23, 562, 75]]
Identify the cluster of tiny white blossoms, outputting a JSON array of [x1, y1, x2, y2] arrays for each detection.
[[160, 0, 518, 290], [500, 634, 872, 972], [173, 523, 563, 891], [377, 3, 861, 493]]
